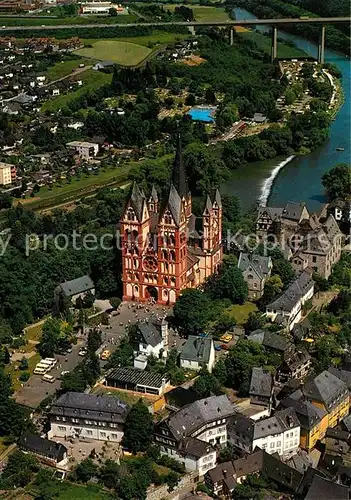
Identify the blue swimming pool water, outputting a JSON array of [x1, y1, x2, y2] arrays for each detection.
[[188, 107, 216, 123]]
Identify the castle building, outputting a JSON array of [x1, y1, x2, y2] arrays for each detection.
[[120, 135, 223, 304]]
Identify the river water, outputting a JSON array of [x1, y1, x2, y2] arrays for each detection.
[[222, 8, 350, 211]]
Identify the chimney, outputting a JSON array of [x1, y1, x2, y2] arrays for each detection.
[[161, 318, 168, 352]]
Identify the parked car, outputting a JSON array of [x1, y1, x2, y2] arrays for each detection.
[[100, 349, 111, 360], [220, 334, 233, 343], [214, 345, 222, 351], [79, 349, 87, 356], [42, 374, 56, 383], [60, 370, 70, 377]]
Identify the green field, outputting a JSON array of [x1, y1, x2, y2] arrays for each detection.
[[240, 30, 307, 58], [45, 58, 87, 81], [0, 13, 136, 26], [225, 302, 258, 325], [28, 483, 113, 500], [164, 4, 230, 21], [41, 69, 111, 112], [75, 39, 152, 66], [81, 30, 189, 48]]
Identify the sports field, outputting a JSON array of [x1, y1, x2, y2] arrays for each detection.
[[82, 30, 189, 48], [75, 40, 152, 66], [164, 4, 230, 22]]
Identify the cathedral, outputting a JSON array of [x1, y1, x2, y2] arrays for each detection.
[[120, 135, 223, 305]]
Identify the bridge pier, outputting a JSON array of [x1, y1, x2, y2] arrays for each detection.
[[271, 25, 277, 62], [230, 28, 234, 46], [317, 25, 326, 64], [188, 25, 195, 36]]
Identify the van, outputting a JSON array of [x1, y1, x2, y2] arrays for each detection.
[[34, 367, 47, 375], [42, 374, 56, 383], [44, 358, 57, 367], [39, 359, 55, 367]]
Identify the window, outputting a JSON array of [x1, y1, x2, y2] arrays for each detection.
[[312, 256, 317, 263], [72, 418, 79, 424], [62, 417, 66, 422], [100, 432, 106, 438], [58, 426, 65, 431], [56, 416, 60, 421], [262, 443, 267, 450], [270, 442, 275, 448], [112, 433, 118, 440], [86, 430, 93, 436], [277, 441, 281, 447]]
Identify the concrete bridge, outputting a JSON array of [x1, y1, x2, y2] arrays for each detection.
[[1, 16, 350, 63]]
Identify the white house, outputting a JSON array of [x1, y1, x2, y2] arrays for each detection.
[[48, 392, 130, 443], [228, 408, 300, 458], [179, 335, 215, 373], [134, 319, 168, 359], [66, 141, 99, 159], [154, 395, 236, 475], [266, 270, 314, 330]]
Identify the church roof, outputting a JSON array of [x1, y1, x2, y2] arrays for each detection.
[[166, 184, 182, 226], [150, 185, 158, 202], [172, 132, 188, 199], [130, 182, 146, 222]]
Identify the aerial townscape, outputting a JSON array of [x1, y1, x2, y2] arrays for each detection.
[[0, 0, 350, 499]]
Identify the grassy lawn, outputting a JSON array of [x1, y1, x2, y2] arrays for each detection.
[[164, 4, 230, 21], [24, 322, 43, 342], [93, 386, 144, 406], [28, 483, 113, 500], [0, 436, 8, 455], [225, 302, 257, 325], [0, 14, 136, 26], [45, 58, 86, 81], [6, 353, 41, 392], [19, 163, 132, 211], [41, 69, 111, 112], [240, 30, 307, 58], [75, 40, 152, 66], [81, 30, 189, 48]]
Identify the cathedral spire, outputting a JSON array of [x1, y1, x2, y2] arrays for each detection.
[[172, 131, 188, 199]]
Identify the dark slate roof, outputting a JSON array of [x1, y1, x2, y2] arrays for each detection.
[[262, 331, 292, 352], [50, 392, 130, 423], [282, 349, 311, 372], [249, 367, 273, 399], [150, 185, 158, 202], [59, 275, 94, 297], [179, 335, 213, 364], [206, 461, 235, 483], [166, 184, 182, 226], [282, 202, 308, 221], [172, 132, 188, 199], [325, 427, 350, 442], [257, 206, 283, 221], [130, 182, 146, 222], [211, 188, 222, 209], [167, 395, 235, 439], [105, 367, 167, 389], [19, 432, 67, 461], [342, 414, 351, 432], [305, 475, 349, 500], [303, 370, 348, 412], [137, 321, 162, 347], [179, 436, 215, 459], [262, 451, 303, 493], [329, 366, 351, 390], [267, 270, 314, 313], [233, 449, 264, 477], [280, 390, 327, 431], [238, 252, 272, 280]]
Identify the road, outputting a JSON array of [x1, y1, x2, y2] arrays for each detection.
[[0, 17, 349, 32]]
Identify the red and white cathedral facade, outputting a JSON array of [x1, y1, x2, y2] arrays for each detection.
[[120, 136, 223, 305]]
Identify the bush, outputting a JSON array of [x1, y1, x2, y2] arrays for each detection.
[[109, 297, 121, 309], [19, 357, 29, 370], [19, 372, 30, 382]]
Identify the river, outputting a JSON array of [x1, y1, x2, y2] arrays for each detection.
[[222, 8, 350, 211]]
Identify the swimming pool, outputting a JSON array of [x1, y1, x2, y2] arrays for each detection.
[[188, 106, 217, 123]]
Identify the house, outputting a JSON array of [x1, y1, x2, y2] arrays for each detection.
[[232, 448, 265, 484], [237, 252, 272, 299], [154, 395, 236, 475], [277, 349, 311, 383], [104, 367, 170, 396], [252, 112, 267, 123], [266, 269, 314, 330], [256, 202, 310, 240], [247, 329, 295, 359], [92, 61, 115, 71], [205, 461, 236, 497], [54, 275, 95, 307], [66, 141, 99, 159], [228, 408, 300, 458], [0, 161, 13, 185], [2, 101, 21, 115], [19, 432, 68, 467], [329, 367, 351, 402], [249, 367, 274, 410], [303, 370, 349, 428], [305, 475, 349, 500], [48, 392, 131, 443], [280, 390, 329, 451], [291, 215, 343, 278], [327, 199, 351, 228], [179, 335, 215, 373], [134, 319, 168, 358], [80, 1, 117, 15]]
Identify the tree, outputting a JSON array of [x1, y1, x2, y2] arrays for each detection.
[[173, 289, 214, 335], [193, 370, 221, 397], [203, 258, 248, 304], [109, 7, 117, 15], [272, 259, 295, 287], [322, 163, 351, 201], [109, 297, 121, 309], [122, 400, 153, 454], [244, 311, 265, 334], [38, 317, 61, 357], [0, 192, 12, 210], [1, 450, 38, 488], [166, 471, 180, 492], [73, 458, 98, 483], [106, 337, 134, 368], [19, 357, 29, 370], [87, 328, 102, 354], [100, 459, 120, 490]]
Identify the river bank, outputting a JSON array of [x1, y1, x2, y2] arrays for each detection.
[[221, 7, 350, 211]]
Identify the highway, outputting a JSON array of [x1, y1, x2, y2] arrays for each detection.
[[0, 16, 350, 32]]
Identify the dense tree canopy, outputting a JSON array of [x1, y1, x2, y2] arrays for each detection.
[[322, 164, 351, 202], [122, 400, 154, 454]]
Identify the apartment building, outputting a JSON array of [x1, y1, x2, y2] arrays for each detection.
[[66, 141, 99, 159], [48, 392, 131, 443], [0, 161, 14, 185], [154, 395, 236, 475], [228, 408, 300, 458]]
